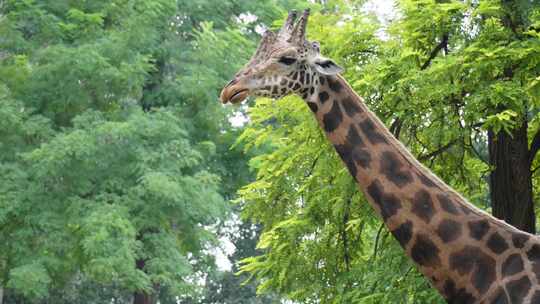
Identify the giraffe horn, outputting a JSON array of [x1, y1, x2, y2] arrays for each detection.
[[279, 10, 298, 37], [290, 9, 310, 42]]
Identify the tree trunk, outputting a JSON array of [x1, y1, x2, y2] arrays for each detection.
[[0, 285, 3, 304], [133, 259, 152, 304], [488, 121, 536, 233], [133, 291, 152, 304]]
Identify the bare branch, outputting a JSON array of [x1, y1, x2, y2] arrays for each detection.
[[371, 223, 386, 261], [389, 118, 403, 139], [529, 128, 540, 164], [418, 139, 459, 161], [341, 198, 351, 272], [304, 152, 321, 178], [420, 33, 449, 70]]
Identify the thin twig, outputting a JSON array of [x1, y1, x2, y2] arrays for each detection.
[[341, 198, 351, 272], [371, 223, 385, 261], [417, 139, 459, 161]]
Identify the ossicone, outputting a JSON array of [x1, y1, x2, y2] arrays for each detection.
[[277, 9, 311, 44]]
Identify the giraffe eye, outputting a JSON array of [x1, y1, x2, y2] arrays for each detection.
[[278, 57, 296, 65]]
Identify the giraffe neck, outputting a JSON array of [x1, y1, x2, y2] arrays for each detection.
[[304, 75, 540, 304]]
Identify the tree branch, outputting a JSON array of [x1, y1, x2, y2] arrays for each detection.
[[420, 33, 449, 70], [418, 139, 459, 161], [341, 198, 351, 272], [468, 135, 489, 165], [389, 118, 403, 139], [371, 223, 385, 261], [529, 128, 540, 164], [304, 153, 321, 178]]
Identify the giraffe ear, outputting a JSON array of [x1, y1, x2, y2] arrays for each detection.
[[313, 57, 344, 75]]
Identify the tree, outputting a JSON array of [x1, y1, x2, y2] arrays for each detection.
[[0, 0, 227, 302], [0, 0, 301, 302], [392, 0, 540, 234]]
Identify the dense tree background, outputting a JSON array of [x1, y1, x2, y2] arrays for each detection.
[[0, 0, 297, 302], [0, 0, 538, 303]]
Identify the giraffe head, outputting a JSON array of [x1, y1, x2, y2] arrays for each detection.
[[220, 9, 343, 104]]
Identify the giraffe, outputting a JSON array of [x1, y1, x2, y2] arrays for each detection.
[[220, 9, 540, 304]]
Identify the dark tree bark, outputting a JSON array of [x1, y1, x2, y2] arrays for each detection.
[[488, 121, 536, 233], [133, 291, 152, 304], [133, 259, 152, 304]]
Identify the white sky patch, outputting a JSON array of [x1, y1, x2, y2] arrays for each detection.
[[228, 105, 250, 128], [254, 24, 268, 36], [363, 0, 397, 25], [208, 213, 244, 272], [363, 0, 398, 40], [235, 12, 258, 25], [210, 236, 236, 271]]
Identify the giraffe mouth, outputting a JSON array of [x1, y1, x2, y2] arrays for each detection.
[[220, 84, 249, 104], [229, 89, 249, 103]]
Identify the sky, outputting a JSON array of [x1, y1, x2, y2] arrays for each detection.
[[363, 0, 397, 24], [221, 0, 397, 271]]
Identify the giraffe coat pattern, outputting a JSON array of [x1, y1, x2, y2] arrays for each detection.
[[220, 9, 540, 304]]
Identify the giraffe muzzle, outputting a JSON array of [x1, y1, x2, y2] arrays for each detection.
[[220, 85, 249, 104]]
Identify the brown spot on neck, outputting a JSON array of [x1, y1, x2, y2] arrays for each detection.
[[303, 73, 540, 304]]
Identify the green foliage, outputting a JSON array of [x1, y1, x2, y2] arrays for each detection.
[[0, 0, 309, 302], [236, 0, 540, 303], [2, 0, 539, 303], [0, 0, 253, 302], [1, 105, 227, 298], [6, 263, 51, 299]]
